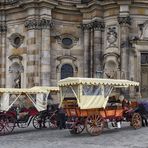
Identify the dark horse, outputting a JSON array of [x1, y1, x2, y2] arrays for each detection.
[[40, 104, 66, 129], [135, 100, 148, 127]]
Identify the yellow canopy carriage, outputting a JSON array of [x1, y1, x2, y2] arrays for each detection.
[[58, 77, 141, 136], [0, 86, 60, 135], [59, 77, 139, 109], [0, 86, 59, 112]]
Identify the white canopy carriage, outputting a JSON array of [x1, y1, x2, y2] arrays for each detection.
[[0, 86, 59, 112], [58, 77, 142, 136], [58, 77, 140, 109]]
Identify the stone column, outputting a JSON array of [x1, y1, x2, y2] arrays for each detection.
[[0, 28, 7, 87], [93, 21, 104, 78], [40, 19, 52, 86], [82, 24, 90, 78], [0, 11, 7, 87], [118, 16, 131, 79], [90, 27, 94, 78], [129, 50, 135, 80], [24, 7, 40, 87]]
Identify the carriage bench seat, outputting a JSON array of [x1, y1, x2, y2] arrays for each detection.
[[63, 98, 78, 108]]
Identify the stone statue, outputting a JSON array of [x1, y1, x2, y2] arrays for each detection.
[[104, 70, 116, 79], [13, 71, 21, 88], [107, 27, 117, 47]]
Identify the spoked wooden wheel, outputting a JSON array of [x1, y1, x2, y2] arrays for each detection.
[[49, 114, 58, 129], [32, 114, 42, 129], [33, 113, 58, 129], [131, 112, 142, 129], [85, 114, 104, 136], [70, 121, 85, 135], [0, 114, 15, 135]]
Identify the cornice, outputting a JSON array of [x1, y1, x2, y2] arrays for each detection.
[[55, 1, 80, 14], [7, 0, 20, 4], [133, 0, 148, 3], [37, 0, 58, 9], [117, 0, 132, 5], [0, 0, 58, 10], [76, 0, 102, 13], [58, 0, 81, 4]]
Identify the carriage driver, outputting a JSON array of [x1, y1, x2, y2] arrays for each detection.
[[118, 94, 131, 110]]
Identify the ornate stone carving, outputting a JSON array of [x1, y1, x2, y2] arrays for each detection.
[[81, 23, 93, 30], [8, 55, 23, 61], [138, 23, 144, 39], [81, 21, 105, 31], [8, 55, 24, 88], [93, 21, 105, 31], [138, 21, 148, 39], [39, 19, 53, 29], [0, 24, 7, 32], [107, 26, 117, 47], [6, 0, 20, 4], [56, 34, 79, 49], [9, 61, 24, 73], [103, 55, 119, 79], [25, 19, 53, 30], [8, 33, 24, 48], [118, 16, 131, 25]]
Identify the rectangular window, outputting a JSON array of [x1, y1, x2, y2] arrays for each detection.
[[141, 53, 148, 64], [82, 85, 102, 96]]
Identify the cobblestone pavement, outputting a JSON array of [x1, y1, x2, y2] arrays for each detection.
[[0, 123, 148, 148]]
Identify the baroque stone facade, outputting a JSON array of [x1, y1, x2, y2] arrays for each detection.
[[1, 0, 148, 97]]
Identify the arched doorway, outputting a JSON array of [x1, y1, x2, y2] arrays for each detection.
[[61, 64, 74, 79]]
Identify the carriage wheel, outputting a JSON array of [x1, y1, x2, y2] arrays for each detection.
[[131, 112, 142, 129], [69, 121, 85, 135], [85, 114, 104, 136], [32, 114, 42, 129], [49, 114, 58, 129], [32, 113, 58, 129], [0, 114, 15, 135]]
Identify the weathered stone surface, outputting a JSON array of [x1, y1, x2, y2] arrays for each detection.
[[0, 0, 148, 96]]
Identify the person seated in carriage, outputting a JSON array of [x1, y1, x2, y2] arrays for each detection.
[[107, 94, 131, 110], [118, 94, 131, 110], [107, 95, 122, 107]]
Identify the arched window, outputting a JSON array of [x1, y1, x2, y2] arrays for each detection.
[[61, 64, 74, 79]]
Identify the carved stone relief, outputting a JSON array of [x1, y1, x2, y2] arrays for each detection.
[[25, 19, 53, 30], [118, 16, 131, 25], [103, 55, 119, 79], [56, 34, 79, 49], [106, 26, 118, 48], [8, 55, 24, 88], [138, 21, 148, 40], [81, 20, 105, 31], [8, 33, 24, 48]]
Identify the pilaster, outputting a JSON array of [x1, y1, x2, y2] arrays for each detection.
[[118, 15, 131, 79], [81, 20, 104, 78], [25, 7, 41, 87], [0, 9, 7, 87], [40, 19, 53, 86]]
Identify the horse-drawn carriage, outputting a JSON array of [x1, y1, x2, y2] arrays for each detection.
[[0, 86, 59, 135], [58, 77, 142, 136]]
